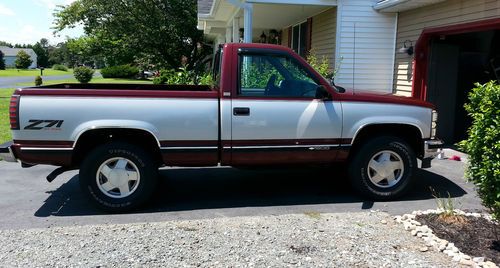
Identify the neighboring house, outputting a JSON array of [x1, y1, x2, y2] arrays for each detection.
[[198, 0, 500, 145], [0, 46, 38, 69]]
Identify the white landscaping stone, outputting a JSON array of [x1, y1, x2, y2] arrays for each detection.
[[473, 257, 485, 263]]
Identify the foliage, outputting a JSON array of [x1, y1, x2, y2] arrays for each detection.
[[153, 67, 214, 86], [54, 0, 211, 72], [198, 73, 213, 86], [430, 187, 457, 217], [52, 64, 68, 71], [459, 81, 500, 221], [34, 76, 43, 86], [0, 41, 13, 47], [73, 66, 94, 83], [307, 53, 331, 79], [101, 65, 139, 79], [306, 50, 342, 80], [32, 38, 49, 68], [241, 63, 282, 89], [153, 67, 193, 85], [15, 50, 32, 69], [0, 50, 5, 70]]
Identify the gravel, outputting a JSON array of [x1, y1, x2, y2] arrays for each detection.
[[0, 212, 455, 267]]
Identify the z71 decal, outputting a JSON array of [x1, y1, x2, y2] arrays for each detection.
[[24, 120, 64, 130]]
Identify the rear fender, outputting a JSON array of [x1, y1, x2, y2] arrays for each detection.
[[71, 120, 161, 148]]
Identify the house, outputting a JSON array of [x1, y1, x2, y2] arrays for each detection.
[[0, 46, 38, 69], [198, 0, 500, 145]]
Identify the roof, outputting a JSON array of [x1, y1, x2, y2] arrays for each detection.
[[198, 0, 214, 15], [0, 46, 37, 57]]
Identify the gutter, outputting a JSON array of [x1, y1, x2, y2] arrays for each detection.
[[373, 0, 411, 11]]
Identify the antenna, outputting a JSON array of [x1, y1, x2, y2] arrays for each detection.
[[353, 22, 356, 95]]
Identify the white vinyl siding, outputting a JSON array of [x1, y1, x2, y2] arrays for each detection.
[[335, 0, 397, 92], [394, 0, 500, 96], [311, 7, 337, 69]]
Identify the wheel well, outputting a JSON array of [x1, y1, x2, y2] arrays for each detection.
[[72, 128, 163, 166], [350, 124, 424, 158]]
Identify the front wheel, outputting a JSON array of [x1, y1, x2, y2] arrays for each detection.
[[348, 136, 416, 200], [79, 142, 158, 212]]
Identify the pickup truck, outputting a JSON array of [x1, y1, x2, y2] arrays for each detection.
[[1, 43, 443, 212]]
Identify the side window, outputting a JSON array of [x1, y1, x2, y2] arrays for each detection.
[[239, 54, 319, 98]]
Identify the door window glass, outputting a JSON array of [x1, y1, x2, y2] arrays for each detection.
[[239, 54, 319, 98]]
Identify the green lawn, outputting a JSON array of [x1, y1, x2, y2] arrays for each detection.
[[0, 68, 73, 77], [0, 88, 14, 144], [16, 77, 153, 87]]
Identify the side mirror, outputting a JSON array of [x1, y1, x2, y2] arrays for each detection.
[[330, 78, 346, 93], [315, 85, 332, 100]]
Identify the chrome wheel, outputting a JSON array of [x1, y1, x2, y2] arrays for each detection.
[[367, 150, 404, 188], [96, 157, 141, 198]]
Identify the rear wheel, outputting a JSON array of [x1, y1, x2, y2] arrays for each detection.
[[79, 142, 158, 212], [348, 136, 416, 200]]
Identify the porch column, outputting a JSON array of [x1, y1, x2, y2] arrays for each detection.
[[243, 3, 253, 43], [226, 26, 232, 43], [232, 17, 240, 42]]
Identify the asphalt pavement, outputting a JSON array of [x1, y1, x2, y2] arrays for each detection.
[[0, 151, 484, 230], [0, 75, 73, 88]]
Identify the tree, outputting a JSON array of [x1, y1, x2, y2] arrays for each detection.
[[54, 0, 211, 71], [33, 42, 49, 68], [15, 50, 33, 69], [0, 50, 5, 70], [0, 41, 13, 48]]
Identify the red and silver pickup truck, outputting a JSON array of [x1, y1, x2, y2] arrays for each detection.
[[1, 43, 442, 212]]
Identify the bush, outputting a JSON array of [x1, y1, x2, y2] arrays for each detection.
[[15, 50, 32, 69], [73, 66, 94, 83], [306, 50, 342, 80], [459, 81, 500, 221], [101, 65, 139, 78], [34, 76, 42, 86], [0, 50, 5, 70], [52, 64, 68, 71], [153, 67, 193, 85]]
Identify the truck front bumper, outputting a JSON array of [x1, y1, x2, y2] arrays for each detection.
[[0, 141, 17, 162], [421, 139, 444, 168]]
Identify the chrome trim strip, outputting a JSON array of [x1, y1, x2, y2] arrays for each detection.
[[160, 146, 218, 150], [21, 147, 74, 151], [232, 144, 342, 149]]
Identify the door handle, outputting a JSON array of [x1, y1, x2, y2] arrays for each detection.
[[233, 107, 250, 116]]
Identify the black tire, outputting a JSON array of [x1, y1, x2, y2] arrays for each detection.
[[79, 142, 158, 212], [348, 136, 416, 200]]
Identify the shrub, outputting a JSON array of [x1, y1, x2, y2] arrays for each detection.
[[73, 66, 94, 83], [306, 50, 342, 81], [459, 81, 500, 221], [198, 73, 213, 86], [101, 65, 139, 78], [52, 64, 68, 71], [0, 50, 5, 70], [15, 50, 32, 69], [34, 76, 42, 86], [153, 67, 194, 85]]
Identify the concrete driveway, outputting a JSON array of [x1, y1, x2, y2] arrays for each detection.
[[0, 154, 484, 230]]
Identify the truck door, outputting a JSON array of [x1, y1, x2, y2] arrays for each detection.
[[230, 50, 343, 165]]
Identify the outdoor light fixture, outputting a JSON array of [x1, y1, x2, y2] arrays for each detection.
[[399, 40, 414, 56]]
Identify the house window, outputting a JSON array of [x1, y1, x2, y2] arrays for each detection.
[[291, 21, 309, 57]]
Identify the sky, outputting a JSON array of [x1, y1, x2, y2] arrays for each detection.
[[0, 0, 84, 45]]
